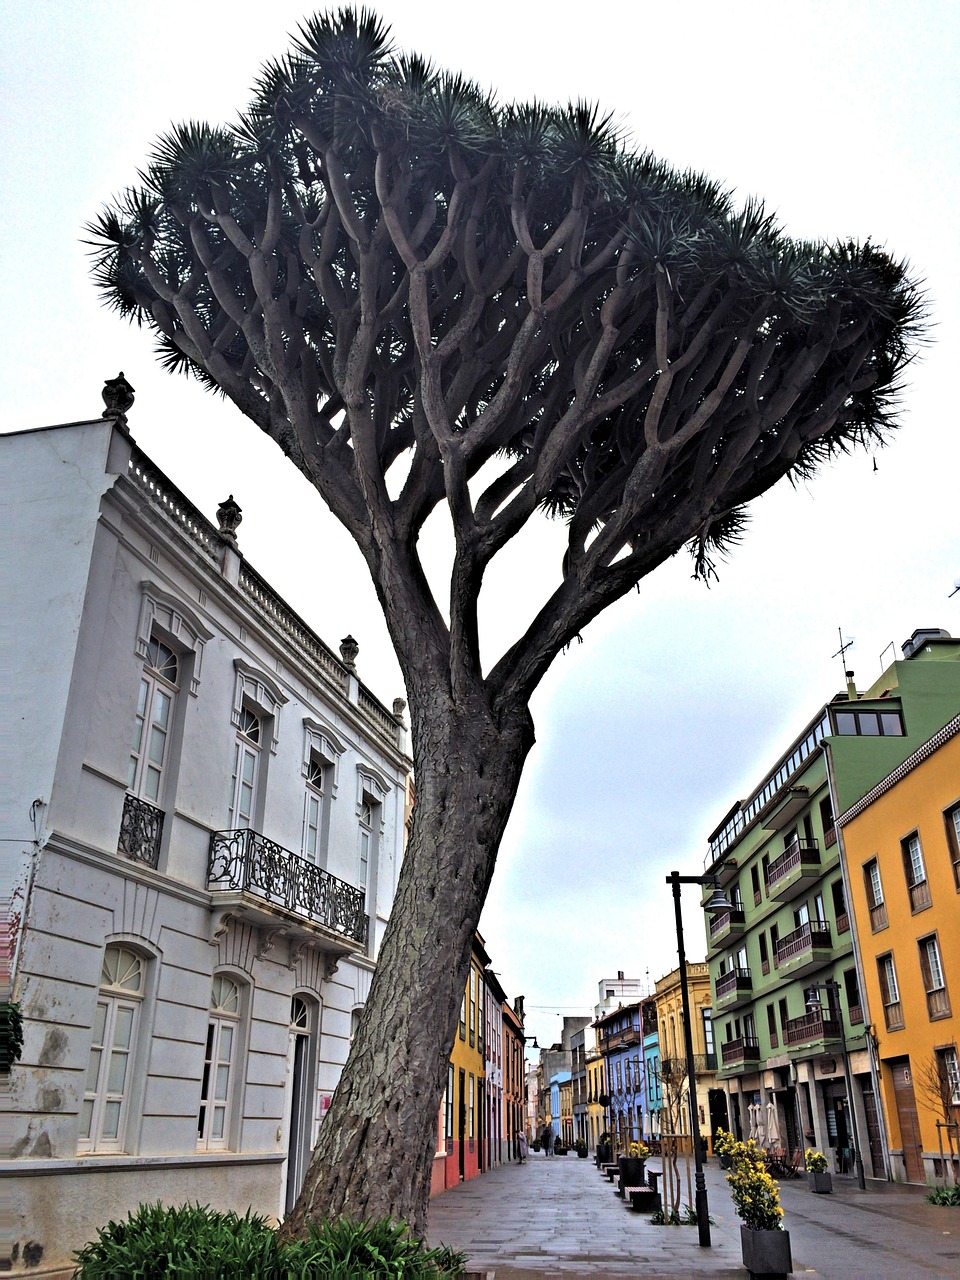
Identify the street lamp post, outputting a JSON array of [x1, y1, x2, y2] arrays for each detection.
[[667, 870, 733, 1249], [807, 980, 866, 1189]]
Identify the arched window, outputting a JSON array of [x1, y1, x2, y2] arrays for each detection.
[[197, 974, 242, 1150], [79, 945, 145, 1152]]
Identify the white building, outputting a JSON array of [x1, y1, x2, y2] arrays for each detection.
[[1, 388, 410, 1276]]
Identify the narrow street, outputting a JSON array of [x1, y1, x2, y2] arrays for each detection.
[[427, 1153, 960, 1278]]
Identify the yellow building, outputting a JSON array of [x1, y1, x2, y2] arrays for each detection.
[[433, 934, 488, 1191], [654, 962, 720, 1155], [586, 1044, 607, 1149], [840, 713, 960, 1184]]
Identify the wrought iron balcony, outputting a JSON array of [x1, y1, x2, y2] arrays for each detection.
[[118, 793, 164, 868], [715, 967, 753, 1010], [784, 1008, 842, 1048], [208, 829, 368, 946], [765, 840, 821, 902]]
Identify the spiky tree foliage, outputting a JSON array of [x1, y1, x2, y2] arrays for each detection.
[[87, 8, 923, 1236]]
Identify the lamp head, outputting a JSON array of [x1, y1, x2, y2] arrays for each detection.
[[806, 986, 823, 1011], [703, 876, 734, 914]]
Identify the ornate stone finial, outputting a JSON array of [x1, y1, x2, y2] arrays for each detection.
[[392, 698, 407, 721], [101, 372, 135, 426], [339, 635, 359, 672], [216, 495, 243, 543]]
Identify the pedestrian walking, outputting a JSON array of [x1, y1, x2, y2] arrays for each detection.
[[518, 1130, 528, 1164], [541, 1123, 553, 1155]]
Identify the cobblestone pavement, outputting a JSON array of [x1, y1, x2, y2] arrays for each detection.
[[426, 1153, 960, 1278]]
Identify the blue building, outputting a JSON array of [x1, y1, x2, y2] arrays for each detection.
[[596, 1001, 645, 1146], [641, 998, 661, 1140]]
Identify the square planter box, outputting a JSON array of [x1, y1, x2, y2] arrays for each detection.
[[740, 1224, 792, 1278], [807, 1170, 832, 1194]]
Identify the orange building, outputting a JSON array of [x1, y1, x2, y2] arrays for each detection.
[[840, 712, 960, 1184]]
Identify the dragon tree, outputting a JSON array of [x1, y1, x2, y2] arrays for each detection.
[[87, 8, 923, 1236]]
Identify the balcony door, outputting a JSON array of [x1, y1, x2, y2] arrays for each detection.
[[283, 996, 316, 1214]]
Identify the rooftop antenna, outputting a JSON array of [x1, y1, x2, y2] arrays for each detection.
[[831, 627, 855, 682]]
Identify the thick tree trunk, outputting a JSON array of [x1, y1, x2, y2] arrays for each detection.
[[280, 682, 534, 1240]]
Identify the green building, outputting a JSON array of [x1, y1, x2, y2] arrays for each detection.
[[701, 629, 960, 1180]]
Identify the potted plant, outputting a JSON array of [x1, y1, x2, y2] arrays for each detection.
[[805, 1149, 832, 1193], [714, 1127, 736, 1170], [618, 1139, 650, 1191], [574, 1138, 588, 1158], [596, 1131, 613, 1165], [724, 1136, 792, 1279]]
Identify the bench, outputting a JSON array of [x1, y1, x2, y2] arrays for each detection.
[[628, 1187, 662, 1213]]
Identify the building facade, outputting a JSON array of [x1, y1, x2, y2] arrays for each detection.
[[595, 1001, 645, 1148], [653, 964, 720, 1155], [434, 934, 488, 1191], [3, 410, 409, 1274], [839, 709, 960, 1183], [702, 630, 960, 1182]]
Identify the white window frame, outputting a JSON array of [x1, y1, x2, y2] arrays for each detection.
[[940, 1046, 960, 1105], [78, 945, 144, 1153], [922, 936, 945, 992], [197, 974, 243, 1152], [904, 833, 927, 887], [230, 708, 262, 830], [128, 638, 178, 805]]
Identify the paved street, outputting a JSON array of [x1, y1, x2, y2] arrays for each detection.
[[426, 1154, 960, 1278]]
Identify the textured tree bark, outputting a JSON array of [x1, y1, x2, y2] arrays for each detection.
[[280, 681, 534, 1240]]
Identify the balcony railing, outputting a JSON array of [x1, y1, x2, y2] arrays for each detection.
[[118, 793, 164, 868], [869, 900, 888, 931], [715, 967, 752, 1006], [766, 840, 820, 896], [848, 1003, 864, 1025], [909, 879, 932, 912], [709, 908, 745, 940], [208, 829, 368, 945], [720, 1038, 761, 1067], [836, 911, 850, 934], [784, 1009, 842, 1047], [660, 1054, 716, 1081], [926, 987, 950, 1019], [775, 920, 831, 967], [602, 1026, 643, 1051], [883, 999, 904, 1031]]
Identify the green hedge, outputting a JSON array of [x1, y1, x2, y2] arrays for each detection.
[[73, 1203, 466, 1278]]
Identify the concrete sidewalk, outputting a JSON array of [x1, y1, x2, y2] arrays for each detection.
[[426, 1153, 960, 1278]]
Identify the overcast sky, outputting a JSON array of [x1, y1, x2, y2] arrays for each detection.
[[3, 1, 958, 1052]]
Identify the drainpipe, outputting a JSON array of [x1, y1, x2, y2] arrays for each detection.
[[822, 739, 892, 1182]]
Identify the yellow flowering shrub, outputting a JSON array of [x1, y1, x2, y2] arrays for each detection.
[[629, 1141, 650, 1159], [804, 1149, 828, 1173], [724, 1136, 785, 1231]]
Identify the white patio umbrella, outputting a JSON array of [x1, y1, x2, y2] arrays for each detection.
[[766, 1099, 782, 1148], [747, 1102, 758, 1141], [755, 1111, 766, 1146]]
